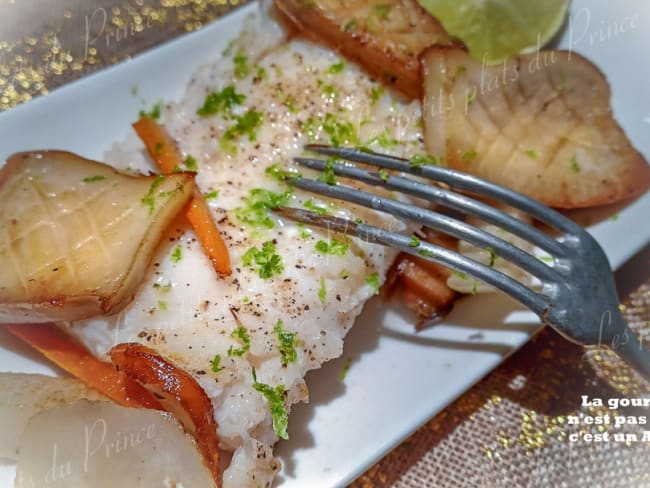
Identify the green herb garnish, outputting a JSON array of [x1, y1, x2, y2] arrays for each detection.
[[274, 319, 298, 366], [408, 235, 421, 248], [318, 158, 338, 185], [409, 154, 440, 168], [196, 85, 245, 117], [365, 272, 380, 294], [570, 154, 581, 173], [141, 175, 166, 215], [171, 245, 183, 264], [82, 175, 106, 183], [461, 149, 477, 160], [265, 164, 301, 182], [233, 50, 251, 79], [228, 325, 251, 357], [235, 188, 292, 229], [139, 101, 162, 120], [315, 237, 349, 256], [327, 60, 346, 74], [221, 109, 264, 154], [370, 86, 384, 105], [525, 149, 538, 159], [204, 190, 219, 200], [242, 241, 284, 279], [318, 277, 327, 305], [210, 354, 225, 373], [252, 368, 289, 439], [303, 199, 329, 215], [340, 357, 352, 381]]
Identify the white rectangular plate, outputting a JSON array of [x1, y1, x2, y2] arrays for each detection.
[[1, 1, 650, 486]]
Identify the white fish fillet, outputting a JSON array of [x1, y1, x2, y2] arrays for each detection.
[[65, 14, 425, 488]]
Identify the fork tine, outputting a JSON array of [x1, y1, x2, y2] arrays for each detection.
[[287, 175, 563, 283], [305, 144, 583, 236], [275, 207, 547, 316], [295, 156, 567, 258]]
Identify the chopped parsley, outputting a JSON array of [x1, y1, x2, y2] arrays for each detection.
[[274, 319, 298, 366], [252, 368, 289, 440], [196, 85, 245, 117], [318, 158, 338, 185], [139, 100, 162, 120], [210, 354, 225, 373], [374, 4, 392, 20], [82, 175, 106, 183], [342, 19, 357, 31], [408, 235, 421, 248], [174, 154, 199, 173], [153, 281, 172, 292], [486, 246, 497, 267], [315, 237, 349, 256], [303, 113, 358, 146], [452, 270, 469, 280], [361, 129, 399, 150], [255, 66, 268, 80], [365, 272, 380, 294], [465, 91, 476, 106], [221, 109, 264, 154], [171, 245, 183, 264], [418, 249, 436, 258], [265, 164, 301, 182], [303, 199, 329, 215], [157, 300, 168, 311], [321, 83, 338, 100], [340, 357, 352, 381], [570, 154, 581, 173], [233, 50, 251, 79], [409, 154, 440, 168], [242, 241, 284, 279], [228, 326, 251, 357], [318, 277, 327, 304], [204, 190, 219, 200], [461, 149, 477, 160], [525, 149, 538, 159], [141, 175, 166, 215], [370, 86, 384, 105], [235, 188, 292, 229], [379, 169, 390, 181], [327, 60, 346, 74], [322, 113, 357, 146]]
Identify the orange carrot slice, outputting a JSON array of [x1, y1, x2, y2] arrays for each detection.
[[132, 116, 182, 174], [110, 343, 221, 486], [5, 323, 163, 410], [133, 117, 232, 277], [187, 190, 231, 277]]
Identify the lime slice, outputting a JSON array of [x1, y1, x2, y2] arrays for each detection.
[[418, 0, 570, 64]]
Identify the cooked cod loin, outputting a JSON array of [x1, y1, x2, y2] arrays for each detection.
[[275, 0, 456, 99], [422, 48, 650, 208], [0, 151, 195, 323]]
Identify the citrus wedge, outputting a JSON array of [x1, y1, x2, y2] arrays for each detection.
[[418, 0, 570, 63]]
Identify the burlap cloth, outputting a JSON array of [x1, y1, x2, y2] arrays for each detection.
[[2, 1, 649, 486]]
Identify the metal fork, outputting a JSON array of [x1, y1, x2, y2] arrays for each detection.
[[276, 144, 650, 381]]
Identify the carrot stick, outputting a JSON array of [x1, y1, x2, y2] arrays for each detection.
[[187, 190, 231, 277], [5, 323, 163, 410], [132, 116, 232, 277], [132, 116, 182, 174]]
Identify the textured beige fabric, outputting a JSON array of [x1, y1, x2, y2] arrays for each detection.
[[1, 2, 649, 487], [351, 283, 650, 488]]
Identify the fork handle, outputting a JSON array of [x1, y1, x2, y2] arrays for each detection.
[[608, 312, 650, 381]]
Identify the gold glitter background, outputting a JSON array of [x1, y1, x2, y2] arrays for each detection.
[[1, 1, 650, 486]]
